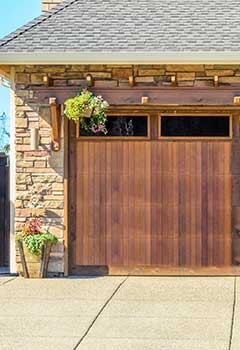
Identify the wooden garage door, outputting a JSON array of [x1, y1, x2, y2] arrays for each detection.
[[75, 140, 231, 267]]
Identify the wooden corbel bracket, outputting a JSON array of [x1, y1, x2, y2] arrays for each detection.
[[234, 96, 240, 105], [49, 97, 61, 151]]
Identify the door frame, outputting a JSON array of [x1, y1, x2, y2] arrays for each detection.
[[65, 105, 240, 275]]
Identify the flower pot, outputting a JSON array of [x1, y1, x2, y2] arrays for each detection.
[[18, 240, 53, 278]]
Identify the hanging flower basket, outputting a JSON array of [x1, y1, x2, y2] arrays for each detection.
[[64, 89, 109, 134], [17, 217, 58, 278], [83, 107, 93, 118]]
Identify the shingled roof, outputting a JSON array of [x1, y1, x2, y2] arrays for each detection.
[[0, 0, 240, 63]]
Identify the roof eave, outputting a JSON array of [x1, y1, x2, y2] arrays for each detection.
[[0, 52, 240, 65]]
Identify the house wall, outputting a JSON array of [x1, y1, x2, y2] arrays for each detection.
[[13, 64, 240, 275], [42, 0, 63, 12]]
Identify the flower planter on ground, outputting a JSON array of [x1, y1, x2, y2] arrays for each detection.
[[18, 240, 53, 278], [17, 217, 58, 278]]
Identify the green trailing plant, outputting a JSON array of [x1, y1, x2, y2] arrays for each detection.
[[17, 217, 58, 255], [64, 89, 109, 134], [23, 232, 58, 255]]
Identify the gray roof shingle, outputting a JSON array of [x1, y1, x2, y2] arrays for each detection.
[[0, 0, 240, 53]]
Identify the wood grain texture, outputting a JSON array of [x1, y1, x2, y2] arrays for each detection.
[[75, 140, 232, 267], [32, 86, 240, 106]]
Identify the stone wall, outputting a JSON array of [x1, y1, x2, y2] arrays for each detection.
[[14, 64, 240, 274], [42, 0, 63, 12], [15, 64, 240, 89]]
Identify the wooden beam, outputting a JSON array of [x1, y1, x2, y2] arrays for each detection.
[[49, 97, 61, 151], [31, 86, 240, 106], [107, 105, 240, 112]]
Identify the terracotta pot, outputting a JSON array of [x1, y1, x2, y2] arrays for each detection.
[[18, 240, 53, 278]]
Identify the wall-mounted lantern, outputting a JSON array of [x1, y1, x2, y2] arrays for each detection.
[[30, 128, 39, 151]]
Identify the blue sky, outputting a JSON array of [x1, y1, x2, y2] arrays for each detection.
[[0, 0, 41, 115]]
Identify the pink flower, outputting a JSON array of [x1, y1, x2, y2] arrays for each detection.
[[97, 125, 104, 131]]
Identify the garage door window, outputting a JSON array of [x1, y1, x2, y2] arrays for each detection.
[[159, 115, 231, 138], [78, 115, 150, 138]]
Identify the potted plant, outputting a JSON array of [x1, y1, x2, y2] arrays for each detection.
[[64, 88, 109, 134], [17, 217, 58, 278]]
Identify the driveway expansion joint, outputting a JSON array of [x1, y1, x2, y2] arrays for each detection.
[[228, 276, 236, 350], [73, 276, 129, 350], [0, 277, 17, 286]]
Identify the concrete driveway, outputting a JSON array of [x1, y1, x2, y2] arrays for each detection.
[[0, 275, 239, 350]]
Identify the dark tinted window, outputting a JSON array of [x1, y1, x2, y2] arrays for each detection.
[[161, 116, 230, 137], [80, 115, 148, 137]]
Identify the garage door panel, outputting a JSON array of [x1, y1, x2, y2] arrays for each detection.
[[152, 237, 180, 266], [75, 140, 231, 267]]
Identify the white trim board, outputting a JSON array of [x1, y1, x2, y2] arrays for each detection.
[[1, 52, 240, 64]]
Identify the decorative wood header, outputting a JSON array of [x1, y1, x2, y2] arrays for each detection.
[[29, 86, 240, 107]]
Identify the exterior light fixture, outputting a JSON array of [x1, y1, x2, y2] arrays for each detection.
[[214, 75, 219, 87], [86, 74, 94, 87], [30, 128, 39, 151]]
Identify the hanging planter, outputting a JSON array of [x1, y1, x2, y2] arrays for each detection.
[[64, 89, 109, 134], [17, 217, 58, 278], [83, 107, 93, 118]]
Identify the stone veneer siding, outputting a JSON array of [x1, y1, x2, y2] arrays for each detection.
[[14, 64, 240, 275], [42, 0, 63, 12]]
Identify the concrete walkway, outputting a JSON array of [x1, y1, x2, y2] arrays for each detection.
[[0, 276, 239, 350]]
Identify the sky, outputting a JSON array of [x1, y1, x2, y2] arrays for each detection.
[[0, 0, 41, 116]]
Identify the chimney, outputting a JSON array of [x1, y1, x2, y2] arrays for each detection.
[[42, 0, 63, 12]]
